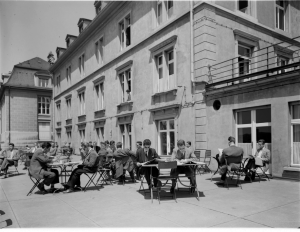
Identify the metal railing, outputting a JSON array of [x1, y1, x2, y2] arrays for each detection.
[[202, 36, 300, 88]]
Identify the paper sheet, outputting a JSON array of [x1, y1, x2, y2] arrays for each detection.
[[218, 148, 223, 155]]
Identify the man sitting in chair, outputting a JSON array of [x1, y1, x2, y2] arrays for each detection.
[[1, 143, 20, 178], [63, 143, 99, 193], [244, 139, 270, 181], [29, 142, 59, 194], [218, 136, 244, 185], [170, 139, 198, 194], [113, 142, 135, 183]]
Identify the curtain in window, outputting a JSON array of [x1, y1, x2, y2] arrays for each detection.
[[293, 125, 300, 164]]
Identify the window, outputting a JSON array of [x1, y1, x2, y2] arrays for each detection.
[[167, 0, 173, 18], [66, 66, 71, 85], [238, 0, 249, 14], [119, 69, 132, 103], [157, 1, 162, 25], [39, 78, 49, 87], [78, 92, 85, 115], [95, 37, 104, 65], [119, 14, 131, 51], [79, 129, 85, 142], [79, 54, 85, 78], [66, 98, 71, 119], [291, 103, 300, 166], [95, 82, 104, 110], [277, 55, 289, 74], [120, 124, 132, 149], [155, 48, 176, 93], [96, 127, 104, 144], [39, 122, 51, 140], [236, 107, 271, 157], [276, 0, 286, 31], [67, 131, 72, 140], [238, 43, 252, 76], [56, 103, 61, 122], [38, 97, 51, 115], [158, 119, 176, 156], [56, 75, 61, 93]]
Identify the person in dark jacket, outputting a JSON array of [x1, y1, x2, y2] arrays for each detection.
[[113, 142, 135, 183], [93, 141, 100, 154], [63, 143, 99, 193], [136, 139, 161, 189], [1, 143, 21, 178], [29, 142, 59, 194]]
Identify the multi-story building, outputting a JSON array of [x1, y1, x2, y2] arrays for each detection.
[[50, 1, 300, 179], [0, 57, 52, 148]]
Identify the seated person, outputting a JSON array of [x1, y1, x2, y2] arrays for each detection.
[[48, 142, 57, 157], [113, 142, 135, 183], [218, 136, 244, 185], [170, 139, 198, 194], [29, 142, 59, 194], [0, 144, 5, 169], [244, 139, 271, 181], [79, 142, 88, 160], [136, 139, 161, 189], [1, 143, 20, 178], [63, 143, 99, 193], [93, 141, 100, 154], [98, 142, 116, 178]]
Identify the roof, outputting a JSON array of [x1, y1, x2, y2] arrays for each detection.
[[77, 18, 92, 26], [14, 57, 50, 70], [65, 34, 78, 41]]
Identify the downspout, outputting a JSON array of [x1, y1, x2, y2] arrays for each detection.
[[190, 0, 194, 85], [8, 86, 11, 144], [52, 76, 55, 143]]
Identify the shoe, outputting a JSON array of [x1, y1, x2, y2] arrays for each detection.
[[170, 187, 175, 194], [48, 188, 57, 193], [74, 186, 82, 191], [63, 189, 75, 193], [216, 180, 225, 185], [22, 167, 27, 170], [40, 190, 48, 195], [37, 183, 45, 191], [190, 186, 196, 193], [3, 175, 7, 179]]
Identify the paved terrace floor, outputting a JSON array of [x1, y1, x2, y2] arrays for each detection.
[[1, 161, 299, 228]]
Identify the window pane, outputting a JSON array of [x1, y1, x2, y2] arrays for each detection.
[[158, 56, 162, 65], [168, 0, 173, 9], [256, 108, 271, 123], [160, 132, 167, 156], [169, 120, 174, 130], [256, 126, 271, 143], [279, 8, 284, 30], [169, 63, 174, 75], [293, 125, 300, 142], [292, 105, 300, 119], [238, 128, 252, 143], [159, 68, 163, 79], [168, 51, 174, 61], [238, 45, 250, 57], [237, 111, 251, 124], [160, 121, 167, 130], [170, 131, 175, 155]]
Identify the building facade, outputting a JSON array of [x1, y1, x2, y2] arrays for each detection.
[[50, 1, 300, 179], [0, 57, 52, 148]]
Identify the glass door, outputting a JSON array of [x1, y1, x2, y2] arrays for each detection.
[[236, 107, 272, 156], [291, 103, 300, 166], [158, 119, 176, 156]]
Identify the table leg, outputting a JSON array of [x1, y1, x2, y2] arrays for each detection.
[[150, 167, 153, 204]]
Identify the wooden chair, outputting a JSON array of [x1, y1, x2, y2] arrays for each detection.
[[195, 150, 212, 174]]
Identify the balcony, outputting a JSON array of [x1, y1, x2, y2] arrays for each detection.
[[203, 36, 300, 90], [78, 115, 86, 123], [94, 109, 105, 119], [66, 119, 72, 125]]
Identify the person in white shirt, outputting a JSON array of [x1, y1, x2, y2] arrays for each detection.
[[1, 143, 20, 178]]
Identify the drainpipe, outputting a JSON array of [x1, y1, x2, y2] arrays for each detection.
[[8, 86, 11, 144], [190, 0, 194, 85]]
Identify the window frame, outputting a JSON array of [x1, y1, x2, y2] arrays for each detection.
[[95, 36, 104, 65], [78, 53, 85, 78], [78, 91, 85, 116], [56, 75, 61, 93], [157, 119, 176, 156], [119, 123, 132, 150], [79, 129, 85, 143], [95, 81, 105, 111], [56, 102, 61, 122], [118, 13, 131, 51], [66, 98, 72, 119], [118, 68, 132, 103], [38, 96, 51, 115], [291, 102, 300, 167], [276, 0, 286, 31], [167, 0, 173, 19]]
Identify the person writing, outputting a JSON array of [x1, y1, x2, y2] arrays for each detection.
[[29, 142, 59, 194], [170, 139, 198, 194]]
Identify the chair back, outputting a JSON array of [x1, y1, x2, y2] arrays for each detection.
[[158, 161, 177, 170], [194, 150, 201, 161], [205, 150, 211, 158], [225, 154, 243, 165]]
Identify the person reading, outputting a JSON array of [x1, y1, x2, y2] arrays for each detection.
[[136, 139, 161, 189], [170, 139, 198, 194], [1, 143, 20, 179], [244, 139, 271, 181], [29, 142, 59, 194], [63, 143, 99, 193]]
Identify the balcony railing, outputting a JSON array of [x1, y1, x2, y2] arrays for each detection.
[[203, 36, 300, 89]]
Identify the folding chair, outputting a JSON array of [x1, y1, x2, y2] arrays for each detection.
[[203, 150, 212, 173], [8, 161, 19, 176], [224, 154, 243, 189], [152, 161, 178, 204], [82, 156, 101, 192], [27, 169, 43, 196], [211, 154, 221, 181], [96, 167, 113, 186], [243, 158, 270, 182]]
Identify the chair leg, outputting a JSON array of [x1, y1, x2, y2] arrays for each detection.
[[27, 179, 41, 196]]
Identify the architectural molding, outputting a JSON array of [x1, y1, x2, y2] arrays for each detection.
[[149, 35, 178, 53], [93, 75, 105, 85], [115, 60, 133, 72]]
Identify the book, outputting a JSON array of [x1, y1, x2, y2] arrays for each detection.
[[218, 148, 223, 155], [142, 159, 157, 165], [255, 157, 263, 166]]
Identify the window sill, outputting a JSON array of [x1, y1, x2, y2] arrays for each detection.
[[78, 115, 86, 123], [283, 166, 300, 172], [117, 101, 133, 107], [66, 118, 72, 125], [152, 88, 177, 97], [94, 109, 105, 119]]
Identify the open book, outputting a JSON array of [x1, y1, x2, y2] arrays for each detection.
[[255, 157, 263, 166], [142, 159, 157, 165]]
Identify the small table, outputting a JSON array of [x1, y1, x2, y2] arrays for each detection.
[[142, 161, 206, 203], [49, 161, 82, 193]]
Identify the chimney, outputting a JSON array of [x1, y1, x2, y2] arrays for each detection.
[[47, 52, 55, 65], [65, 34, 78, 48], [56, 47, 67, 59], [1, 72, 11, 84], [94, 1, 102, 15], [78, 18, 92, 34]]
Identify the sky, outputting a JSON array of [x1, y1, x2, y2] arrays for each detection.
[[0, 0, 95, 74]]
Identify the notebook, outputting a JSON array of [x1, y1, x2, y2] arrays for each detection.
[[255, 157, 263, 167]]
